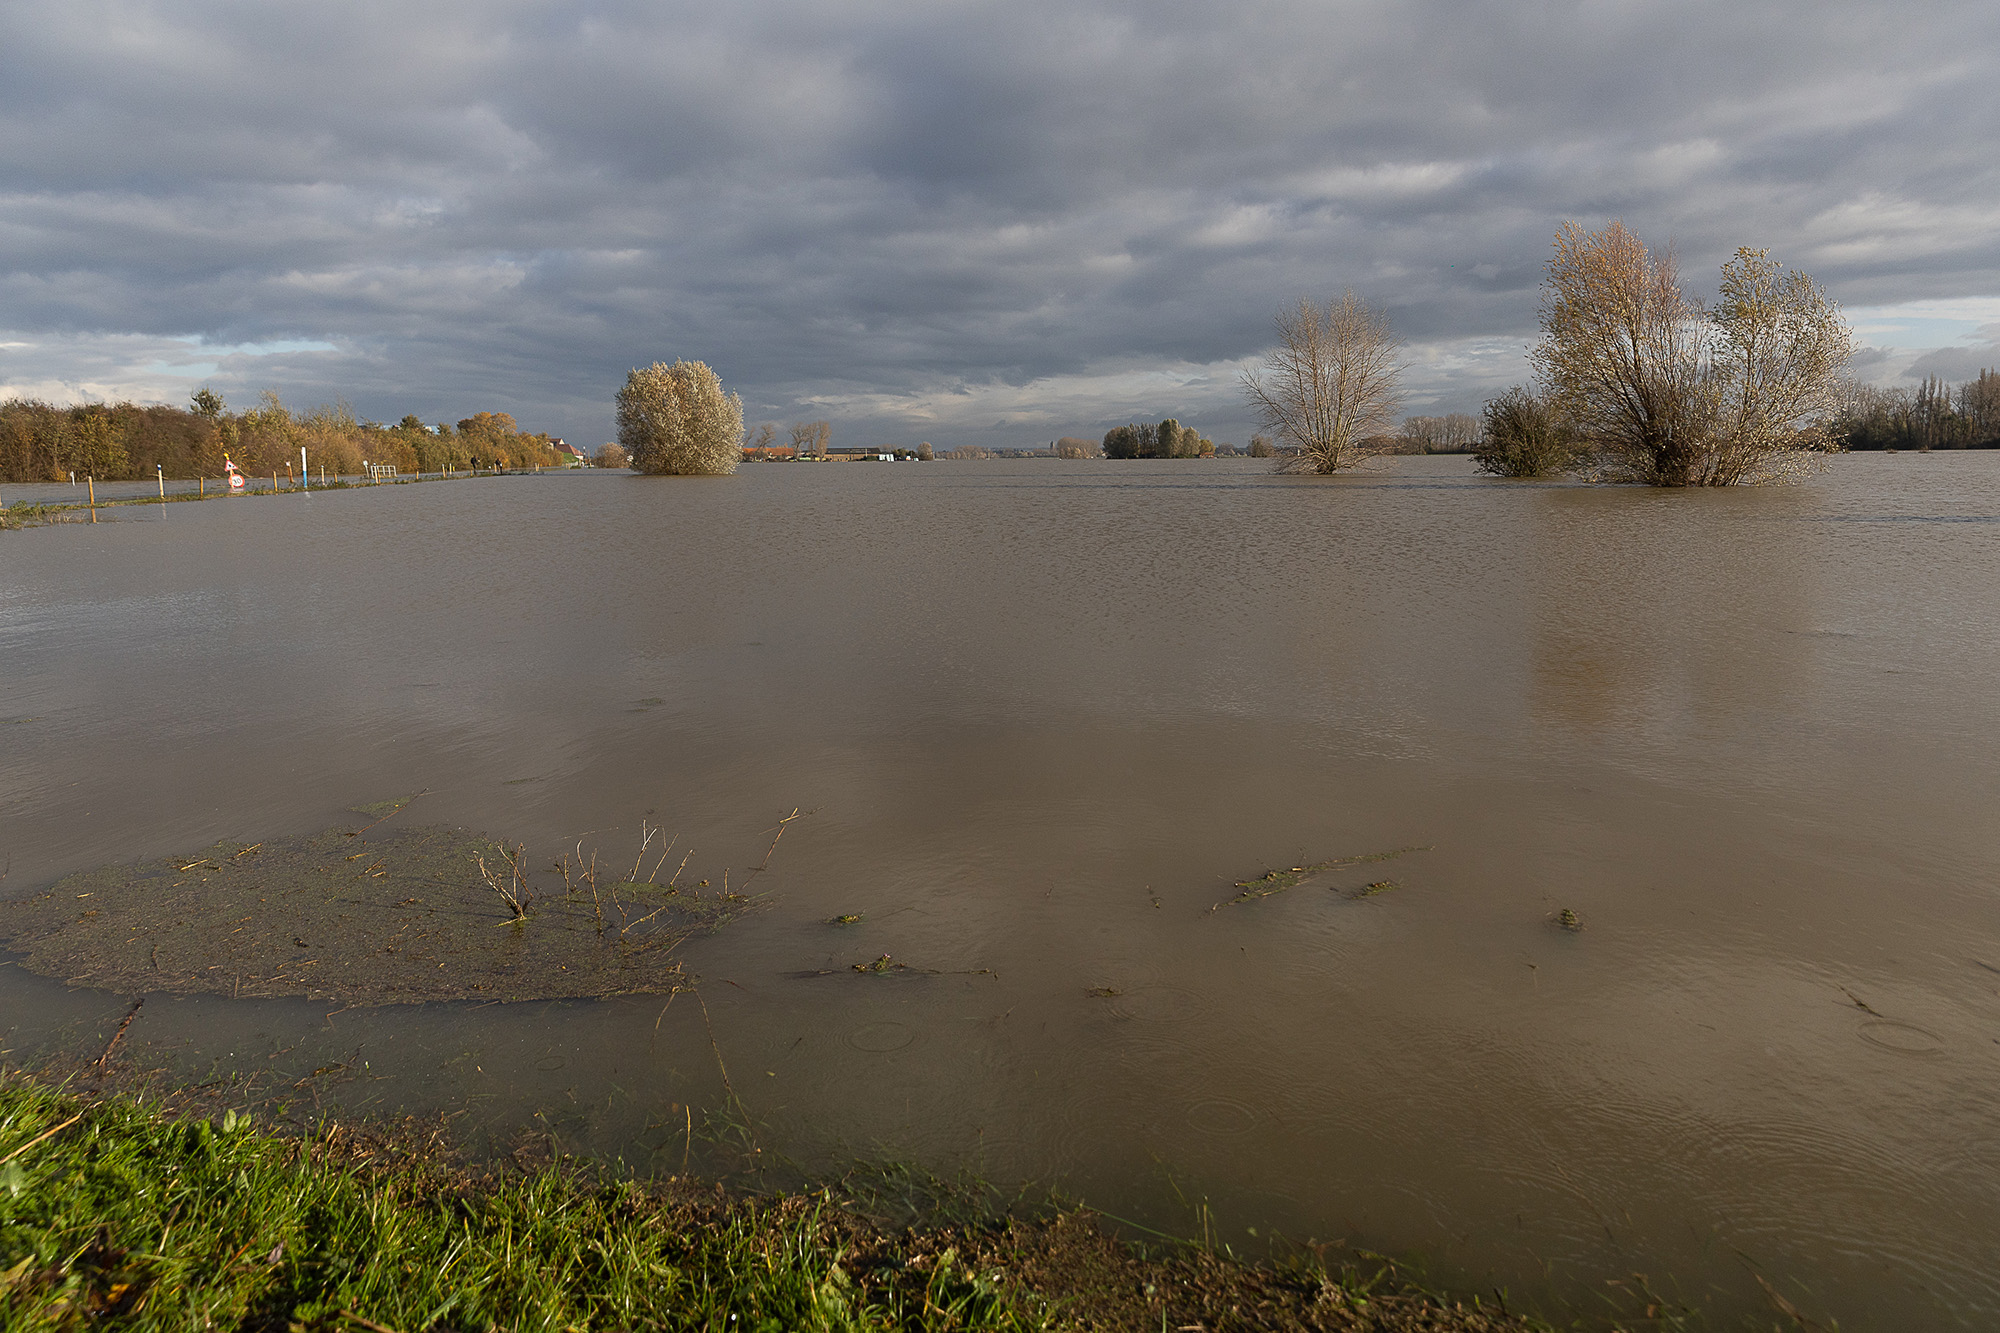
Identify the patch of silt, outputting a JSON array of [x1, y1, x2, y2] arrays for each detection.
[[0, 821, 759, 1005]]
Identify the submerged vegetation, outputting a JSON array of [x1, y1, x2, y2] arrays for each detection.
[[1216, 850, 1425, 909], [0, 809, 762, 1005], [0, 1074, 1551, 1332]]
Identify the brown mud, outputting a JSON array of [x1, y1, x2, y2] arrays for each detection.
[[0, 815, 758, 1005]]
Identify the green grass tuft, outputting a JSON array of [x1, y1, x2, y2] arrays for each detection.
[[0, 1077, 1039, 1331]]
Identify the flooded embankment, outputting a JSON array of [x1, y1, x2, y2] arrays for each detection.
[[0, 801, 759, 1004], [3, 456, 1998, 1328]]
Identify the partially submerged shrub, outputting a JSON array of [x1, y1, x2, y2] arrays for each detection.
[[1473, 386, 1579, 477], [617, 360, 743, 476], [1533, 223, 1853, 486], [593, 441, 629, 469]]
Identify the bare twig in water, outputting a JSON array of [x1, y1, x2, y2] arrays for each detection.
[[739, 807, 807, 891], [582, 847, 602, 932], [693, 989, 735, 1098], [95, 997, 144, 1070], [647, 835, 680, 883], [1840, 987, 1883, 1017], [475, 845, 533, 920], [629, 820, 658, 883]]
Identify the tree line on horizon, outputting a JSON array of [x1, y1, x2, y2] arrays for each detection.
[[1836, 372, 2000, 451], [1101, 417, 1215, 459], [0, 390, 566, 484], [574, 224, 2000, 483]]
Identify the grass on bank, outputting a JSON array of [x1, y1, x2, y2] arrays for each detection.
[[0, 1075, 1548, 1332]]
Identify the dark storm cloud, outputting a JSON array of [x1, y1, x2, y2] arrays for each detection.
[[3, 0, 1999, 446]]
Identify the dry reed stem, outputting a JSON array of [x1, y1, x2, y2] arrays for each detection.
[[647, 836, 679, 883], [629, 821, 657, 883], [0, 1112, 85, 1165]]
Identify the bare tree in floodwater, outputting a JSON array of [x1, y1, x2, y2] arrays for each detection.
[[1534, 222, 1853, 486], [1242, 292, 1404, 474]]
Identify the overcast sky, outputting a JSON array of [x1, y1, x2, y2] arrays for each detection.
[[3, 0, 1999, 449]]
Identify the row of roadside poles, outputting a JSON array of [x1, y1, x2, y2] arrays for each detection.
[[49, 448, 296, 522], [20, 448, 512, 523]]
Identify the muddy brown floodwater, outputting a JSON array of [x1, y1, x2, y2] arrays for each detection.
[[3, 456, 1998, 1328]]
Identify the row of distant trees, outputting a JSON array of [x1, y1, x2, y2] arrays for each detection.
[[1837, 373, 2000, 451], [0, 390, 564, 483], [616, 227, 1972, 486], [1102, 417, 1215, 458]]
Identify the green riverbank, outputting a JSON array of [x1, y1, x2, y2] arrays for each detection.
[[0, 1072, 1548, 1332]]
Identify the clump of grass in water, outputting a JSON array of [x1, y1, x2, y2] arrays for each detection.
[[0, 807, 788, 1006], [0, 502, 89, 531], [1554, 907, 1584, 932], [853, 953, 905, 975], [1216, 847, 1426, 908]]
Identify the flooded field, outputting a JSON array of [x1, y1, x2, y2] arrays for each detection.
[[4, 454, 1998, 1327]]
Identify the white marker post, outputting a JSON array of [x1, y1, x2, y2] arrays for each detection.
[[301, 446, 309, 492]]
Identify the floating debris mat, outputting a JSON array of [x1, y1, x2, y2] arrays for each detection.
[[0, 823, 756, 1005]]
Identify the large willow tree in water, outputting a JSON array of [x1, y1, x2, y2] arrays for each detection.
[[1241, 292, 1404, 473], [616, 360, 744, 476], [1534, 222, 1853, 486]]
